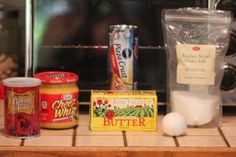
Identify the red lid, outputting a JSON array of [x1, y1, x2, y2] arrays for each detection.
[[35, 71, 78, 84]]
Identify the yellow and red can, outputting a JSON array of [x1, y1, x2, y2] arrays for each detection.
[[35, 71, 79, 129]]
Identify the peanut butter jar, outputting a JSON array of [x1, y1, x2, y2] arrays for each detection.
[[35, 71, 79, 129]]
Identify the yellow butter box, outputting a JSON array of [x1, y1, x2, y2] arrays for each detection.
[[90, 90, 157, 131]]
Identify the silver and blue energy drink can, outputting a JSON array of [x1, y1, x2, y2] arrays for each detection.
[[109, 25, 138, 90]]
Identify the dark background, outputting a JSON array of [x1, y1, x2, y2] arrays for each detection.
[[0, 0, 235, 106], [34, 0, 208, 104]]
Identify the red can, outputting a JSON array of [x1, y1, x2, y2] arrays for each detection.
[[3, 77, 41, 138]]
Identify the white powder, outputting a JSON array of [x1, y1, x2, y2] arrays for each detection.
[[171, 90, 220, 126]]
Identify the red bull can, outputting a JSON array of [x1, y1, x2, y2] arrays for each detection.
[[109, 25, 138, 90]]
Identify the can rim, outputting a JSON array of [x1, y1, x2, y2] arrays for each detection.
[[109, 24, 138, 30], [3, 77, 41, 87], [34, 71, 78, 84]]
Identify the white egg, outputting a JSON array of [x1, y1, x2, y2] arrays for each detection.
[[162, 112, 187, 136]]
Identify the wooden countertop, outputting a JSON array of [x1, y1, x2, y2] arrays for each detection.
[[0, 100, 236, 157]]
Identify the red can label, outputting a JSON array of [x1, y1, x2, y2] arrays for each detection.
[[40, 92, 78, 123], [4, 86, 40, 138]]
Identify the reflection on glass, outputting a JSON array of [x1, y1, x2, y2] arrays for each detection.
[[33, 0, 207, 102]]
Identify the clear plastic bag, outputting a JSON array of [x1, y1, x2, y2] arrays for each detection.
[[162, 8, 232, 127]]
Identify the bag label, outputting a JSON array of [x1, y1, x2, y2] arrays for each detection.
[[176, 44, 216, 85]]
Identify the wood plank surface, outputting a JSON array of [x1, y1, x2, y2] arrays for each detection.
[[0, 100, 4, 116], [0, 147, 235, 157], [0, 101, 236, 157]]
